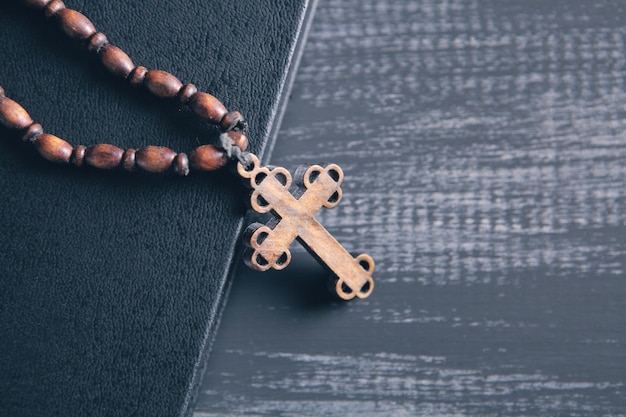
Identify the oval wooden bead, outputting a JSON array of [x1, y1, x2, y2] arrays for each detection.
[[122, 148, 136, 171], [178, 84, 197, 105], [56, 8, 96, 40], [189, 145, 228, 171], [99, 44, 134, 78], [189, 92, 228, 124], [84, 144, 124, 169], [220, 110, 247, 132], [22, 123, 44, 142], [34, 133, 72, 164], [0, 97, 34, 130], [71, 144, 86, 167], [143, 70, 183, 98], [56, 9, 96, 41], [87, 32, 108, 53], [136, 146, 177, 172], [44, 0, 65, 19], [224, 131, 249, 152], [174, 153, 190, 176], [21, 0, 53, 10], [129, 66, 148, 87]]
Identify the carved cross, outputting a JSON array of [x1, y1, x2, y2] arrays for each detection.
[[237, 155, 374, 300]]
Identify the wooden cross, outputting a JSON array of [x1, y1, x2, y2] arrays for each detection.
[[237, 155, 374, 300]]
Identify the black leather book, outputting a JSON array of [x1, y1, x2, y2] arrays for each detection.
[[0, 0, 314, 415]]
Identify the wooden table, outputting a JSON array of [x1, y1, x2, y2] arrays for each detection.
[[194, 0, 626, 415]]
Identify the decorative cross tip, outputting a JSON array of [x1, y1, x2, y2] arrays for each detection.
[[237, 154, 374, 300]]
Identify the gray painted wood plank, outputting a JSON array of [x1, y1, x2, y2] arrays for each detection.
[[194, 0, 626, 415]]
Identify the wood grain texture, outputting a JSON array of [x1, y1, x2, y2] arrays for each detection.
[[238, 155, 375, 299], [195, 0, 625, 415]]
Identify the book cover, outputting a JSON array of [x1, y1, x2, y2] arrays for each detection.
[[0, 0, 315, 415]]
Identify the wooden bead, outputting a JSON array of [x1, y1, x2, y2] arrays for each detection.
[[21, 0, 53, 10], [177, 84, 197, 105], [55, 8, 96, 40], [143, 70, 183, 98], [189, 92, 228, 124], [22, 123, 43, 142], [71, 144, 86, 167], [122, 148, 136, 171], [44, 0, 65, 18], [99, 44, 134, 78], [34, 133, 72, 164], [220, 110, 247, 132], [174, 153, 190, 176], [84, 144, 124, 169], [87, 32, 108, 53], [189, 145, 228, 171], [224, 131, 249, 152], [136, 146, 177, 172], [129, 66, 148, 87], [0, 97, 34, 130]]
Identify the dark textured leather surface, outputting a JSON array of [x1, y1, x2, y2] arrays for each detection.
[[0, 0, 310, 415]]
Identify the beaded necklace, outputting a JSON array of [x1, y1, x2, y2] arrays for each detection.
[[0, 0, 374, 299]]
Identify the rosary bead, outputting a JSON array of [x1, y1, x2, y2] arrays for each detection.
[[220, 110, 247, 132], [44, 0, 65, 19], [84, 144, 124, 169], [144, 70, 183, 98], [174, 153, 190, 176], [21, 0, 53, 10], [87, 32, 108, 53], [22, 123, 44, 142], [71, 144, 86, 167], [34, 133, 72, 164], [129, 66, 148, 87], [0, 96, 34, 130], [224, 131, 249, 152], [55, 8, 96, 40], [122, 148, 136, 171], [99, 44, 134, 79], [136, 146, 177, 173], [177, 84, 197, 105], [189, 145, 228, 171], [188, 92, 228, 124]]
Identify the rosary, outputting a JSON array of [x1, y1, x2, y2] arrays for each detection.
[[1, 0, 375, 300]]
